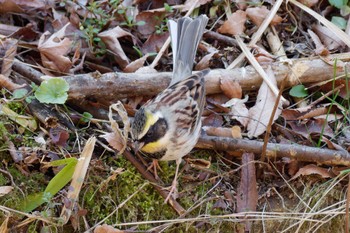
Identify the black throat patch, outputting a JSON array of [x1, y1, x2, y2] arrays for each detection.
[[139, 118, 168, 145]]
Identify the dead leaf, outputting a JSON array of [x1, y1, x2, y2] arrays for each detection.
[[0, 74, 25, 91], [223, 95, 250, 127], [101, 102, 130, 154], [318, 79, 350, 99], [287, 118, 334, 138], [0, 0, 23, 13], [136, 11, 165, 36], [237, 153, 258, 231], [220, 76, 242, 99], [247, 67, 282, 138], [50, 127, 70, 147], [291, 164, 334, 180], [195, 51, 217, 70], [38, 23, 73, 73], [0, 186, 13, 197], [182, 0, 211, 11], [218, 10, 247, 36], [141, 32, 169, 54], [94, 224, 124, 233], [308, 29, 329, 56], [246, 6, 283, 26], [123, 54, 150, 73], [0, 38, 17, 77], [298, 0, 319, 7], [313, 24, 346, 50], [7, 23, 38, 41], [202, 113, 224, 127], [186, 158, 211, 169], [282, 105, 338, 121], [98, 26, 135, 69]]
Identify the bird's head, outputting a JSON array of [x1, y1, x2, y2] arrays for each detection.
[[131, 107, 168, 154]]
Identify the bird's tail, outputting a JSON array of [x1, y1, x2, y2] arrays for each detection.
[[168, 15, 208, 85]]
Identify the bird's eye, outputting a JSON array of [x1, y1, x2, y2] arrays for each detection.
[[146, 130, 153, 138]]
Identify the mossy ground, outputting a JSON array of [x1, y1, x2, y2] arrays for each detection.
[[0, 103, 347, 232]]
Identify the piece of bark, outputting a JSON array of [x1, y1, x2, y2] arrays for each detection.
[[196, 135, 350, 166]]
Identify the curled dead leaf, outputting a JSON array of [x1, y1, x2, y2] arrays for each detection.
[[38, 23, 73, 73], [101, 102, 130, 154], [223, 95, 250, 127]]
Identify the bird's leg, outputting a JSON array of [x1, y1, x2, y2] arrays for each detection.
[[164, 159, 181, 203], [146, 159, 163, 180]]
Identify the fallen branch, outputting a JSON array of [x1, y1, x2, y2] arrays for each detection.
[[196, 135, 350, 166], [12, 54, 350, 103], [57, 53, 350, 102]]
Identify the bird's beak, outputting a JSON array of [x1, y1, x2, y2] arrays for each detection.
[[132, 141, 144, 153]]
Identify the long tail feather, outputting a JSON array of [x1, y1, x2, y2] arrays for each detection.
[[168, 15, 208, 85]]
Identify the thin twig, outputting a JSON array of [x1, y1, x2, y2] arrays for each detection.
[[261, 77, 287, 161]]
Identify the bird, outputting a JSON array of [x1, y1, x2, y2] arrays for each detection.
[[131, 15, 209, 202]]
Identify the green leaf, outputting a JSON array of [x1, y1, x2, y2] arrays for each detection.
[[34, 78, 69, 104], [12, 88, 28, 99], [329, 0, 348, 9], [20, 158, 77, 212], [289, 85, 308, 98], [331, 16, 347, 30], [81, 112, 93, 123], [136, 21, 146, 26]]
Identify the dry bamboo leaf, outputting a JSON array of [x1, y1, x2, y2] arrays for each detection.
[[60, 136, 96, 224], [0, 216, 9, 233]]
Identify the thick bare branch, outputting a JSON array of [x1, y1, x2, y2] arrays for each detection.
[[197, 135, 350, 166]]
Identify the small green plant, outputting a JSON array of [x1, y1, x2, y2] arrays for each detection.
[[80, 112, 93, 123], [34, 78, 69, 104], [118, 7, 145, 27], [164, 3, 174, 13], [289, 84, 308, 98]]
